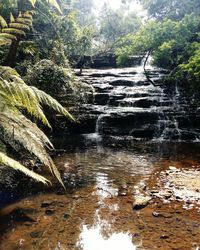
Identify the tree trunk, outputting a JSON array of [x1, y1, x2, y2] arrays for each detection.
[[143, 50, 156, 87], [4, 39, 20, 67]]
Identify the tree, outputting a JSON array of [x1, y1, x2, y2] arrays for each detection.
[[116, 14, 200, 70], [139, 0, 200, 20], [96, 3, 141, 54], [0, 0, 61, 66]]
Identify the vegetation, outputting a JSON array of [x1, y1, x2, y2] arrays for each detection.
[[0, 0, 74, 187], [116, 0, 200, 100]]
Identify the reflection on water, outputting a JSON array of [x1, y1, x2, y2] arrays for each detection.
[[78, 225, 136, 250], [0, 141, 200, 250]]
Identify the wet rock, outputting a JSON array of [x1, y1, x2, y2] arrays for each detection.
[[109, 79, 134, 86], [45, 209, 55, 216], [41, 201, 54, 208], [160, 235, 169, 240], [133, 195, 151, 210], [133, 98, 158, 108], [94, 93, 109, 105], [58, 228, 65, 233], [30, 231, 43, 238], [99, 111, 158, 137], [118, 187, 128, 196], [152, 211, 172, 218], [64, 213, 70, 219], [152, 211, 160, 217]]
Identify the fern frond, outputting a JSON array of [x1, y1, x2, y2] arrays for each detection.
[[22, 13, 33, 20], [0, 33, 17, 41], [0, 38, 12, 45], [28, 0, 37, 7], [0, 112, 65, 187], [0, 16, 8, 29], [0, 78, 51, 127], [30, 86, 75, 122], [47, 0, 62, 13], [0, 66, 20, 79], [0, 151, 50, 184], [16, 17, 32, 26], [2, 28, 26, 37], [0, 67, 67, 188], [9, 23, 30, 31], [10, 13, 15, 23]]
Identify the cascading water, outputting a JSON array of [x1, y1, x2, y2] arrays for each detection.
[[77, 59, 200, 142]]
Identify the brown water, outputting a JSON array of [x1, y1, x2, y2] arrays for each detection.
[[0, 140, 200, 250]]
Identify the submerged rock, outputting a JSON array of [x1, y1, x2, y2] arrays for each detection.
[[133, 195, 151, 210]]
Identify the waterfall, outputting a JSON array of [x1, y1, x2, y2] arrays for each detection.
[[78, 59, 199, 142]]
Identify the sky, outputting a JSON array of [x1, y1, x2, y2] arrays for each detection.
[[94, 0, 145, 12]]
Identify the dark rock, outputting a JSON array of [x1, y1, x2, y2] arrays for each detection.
[[45, 209, 55, 216], [133, 98, 158, 108], [160, 235, 169, 239], [94, 93, 109, 105], [41, 201, 53, 208], [64, 213, 70, 219], [30, 231, 44, 238], [99, 111, 158, 137], [109, 79, 134, 86]]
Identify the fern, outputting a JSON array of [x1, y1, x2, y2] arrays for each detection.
[[0, 16, 8, 29], [0, 33, 17, 41], [2, 28, 26, 37], [9, 23, 30, 31], [0, 151, 50, 185], [0, 38, 12, 46], [0, 66, 74, 187], [30, 86, 76, 122], [0, 0, 61, 49]]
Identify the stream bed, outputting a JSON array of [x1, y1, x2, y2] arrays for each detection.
[[0, 138, 200, 250]]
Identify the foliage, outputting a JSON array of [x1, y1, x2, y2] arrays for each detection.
[[139, 0, 200, 20], [0, 66, 74, 187], [178, 49, 200, 95], [96, 4, 141, 53], [116, 14, 200, 69]]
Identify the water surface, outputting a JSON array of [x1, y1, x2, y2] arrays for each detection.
[[0, 139, 200, 250]]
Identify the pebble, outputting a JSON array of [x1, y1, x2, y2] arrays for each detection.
[[45, 209, 55, 216], [41, 201, 53, 208], [160, 235, 169, 239], [30, 231, 43, 238], [64, 213, 70, 219], [133, 195, 151, 210]]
